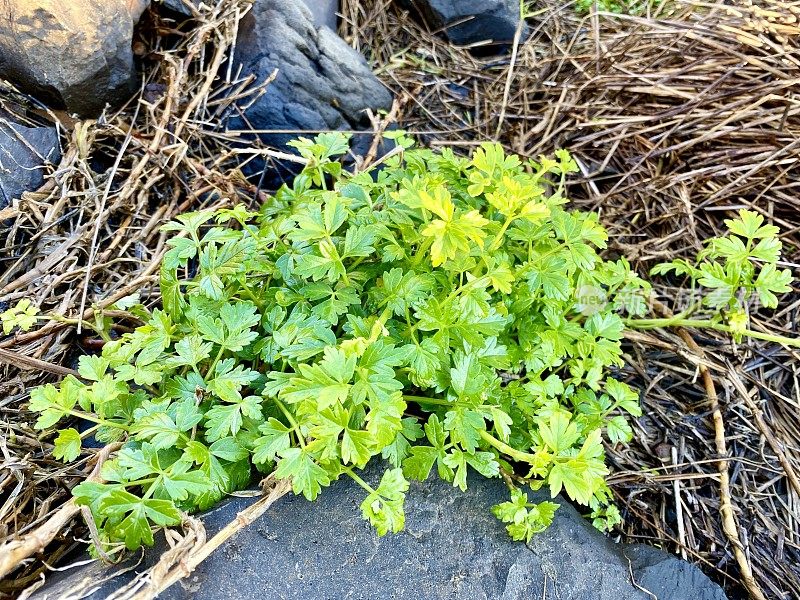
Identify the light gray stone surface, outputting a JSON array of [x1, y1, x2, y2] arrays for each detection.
[[301, 0, 339, 30]]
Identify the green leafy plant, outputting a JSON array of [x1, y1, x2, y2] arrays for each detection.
[[571, 0, 665, 16], [630, 209, 798, 346], [3, 133, 793, 554]]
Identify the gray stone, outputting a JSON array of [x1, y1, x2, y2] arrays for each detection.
[[0, 118, 60, 208], [33, 464, 727, 600], [624, 545, 728, 599], [127, 0, 151, 21], [160, 0, 195, 15], [397, 0, 524, 45], [0, 0, 142, 117], [227, 0, 392, 167], [301, 0, 339, 30], [151, 0, 385, 176]]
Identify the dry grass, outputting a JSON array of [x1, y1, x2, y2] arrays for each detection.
[[1, 0, 799, 598], [0, 2, 276, 596]]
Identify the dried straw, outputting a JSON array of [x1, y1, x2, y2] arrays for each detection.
[[0, 1, 275, 596]]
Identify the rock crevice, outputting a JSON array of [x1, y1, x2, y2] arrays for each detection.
[[0, 116, 60, 208]]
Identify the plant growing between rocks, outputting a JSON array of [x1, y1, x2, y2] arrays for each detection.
[[2, 133, 794, 552]]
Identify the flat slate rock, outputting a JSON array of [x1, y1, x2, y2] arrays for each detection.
[[34, 464, 727, 600]]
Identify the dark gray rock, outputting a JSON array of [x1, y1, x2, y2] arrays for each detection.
[[397, 0, 524, 45], [624, 545, 727, 599], [152, 0, 385, 180], [0, 0, 141, 117], [301, 0, 339, 30], [0, 118, 60, 208], [33, 464, 727, 600], [159, 0, 195, 15], [227, 0, 392, 171]]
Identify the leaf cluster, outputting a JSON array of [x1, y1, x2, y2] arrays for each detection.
[[7, 134, 650, 551], [573, 0, 666, 15], [651, 209, 792, 340]]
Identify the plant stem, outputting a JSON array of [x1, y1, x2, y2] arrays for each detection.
[[368, 307, 394, 344], [403, 394, 451, 406], [48, 315, 106, 338], [411, 238, 433, 267], [625, 317, 800, 348], [124, 477, 157, 488], [488, 215, 515, 251], [67, 409, 130, 432], [404, 307, 419, 346], [207, 344, 226, 376], [479, 430, 538, 465], [79, 424, 100, 438], [274, 398, 304, 449], [344, 468, 376, 495]]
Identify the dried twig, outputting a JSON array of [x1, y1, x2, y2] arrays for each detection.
[[108, 477, 291, 600], [0, 443, 120, 580], [652, 299, 766, 600], [0, 348, 78, 377]]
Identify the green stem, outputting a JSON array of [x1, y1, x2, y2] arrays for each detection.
[[403, 394, 451, 406], [625, 317, 717, 329], [66, 409, 130, 432], [479, 430, 538, 465], [48, 315, 106, 338], [344, 468, 376, 495], [404, 308, 419, 346], [317, 167, 327, 191], [240, 286, 263, 309], [488, 215, 515, 251], [207, 344, 226, 376], [141, 478, 158, 500], [274, 398, 305, 449], [367, 307, 394, 344], [124, 477, 157, 487], [349, 256, 367, 271], [411, 238, 434, 267], [624, 303, 697, 329], [79, 424, 100, 438], [625, 317, 800, 348]]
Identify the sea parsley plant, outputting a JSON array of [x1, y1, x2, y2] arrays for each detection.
[[5, 132, 685, 551], [631, 209, 796, 346]]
